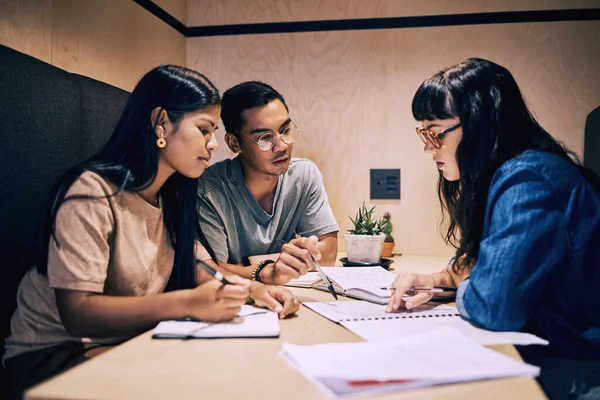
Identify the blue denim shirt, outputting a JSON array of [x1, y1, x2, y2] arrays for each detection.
[[456, 150, 600, 359]]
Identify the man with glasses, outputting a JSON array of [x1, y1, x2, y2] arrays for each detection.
[[197, 81, 339, 286]]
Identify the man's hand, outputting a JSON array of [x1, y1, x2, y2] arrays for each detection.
[[250, 282, 299, 319], [260, 236, 321, 285]]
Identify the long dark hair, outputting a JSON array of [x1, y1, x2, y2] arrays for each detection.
[[36, 65, 220, 290], [412, 58, 600, 272]]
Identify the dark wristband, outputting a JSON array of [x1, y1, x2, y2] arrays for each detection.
[[252, 260, 275, 283]]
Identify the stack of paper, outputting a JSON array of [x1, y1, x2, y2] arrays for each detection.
[[280, 327, 539, 398]]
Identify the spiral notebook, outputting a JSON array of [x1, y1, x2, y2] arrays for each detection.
[[304, 301, 548, 346]]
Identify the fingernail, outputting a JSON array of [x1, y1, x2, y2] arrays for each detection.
[[274, 305, 283, 313], [406, 302, 413, 309], [392, 303, 398, 310], [386, 307, 391, 312], [315, 253, 321, 260]]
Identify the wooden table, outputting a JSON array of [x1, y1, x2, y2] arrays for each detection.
[[26, 255, 546, 399]]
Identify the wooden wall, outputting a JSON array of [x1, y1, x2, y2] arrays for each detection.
[[0, 0, 186, 91], [186, 0, 600, 256], [187, 0, 597, 25], [2, 0, 598, 256]]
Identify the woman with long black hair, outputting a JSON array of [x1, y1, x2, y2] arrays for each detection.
[[4, 65, 298, 398], [387, 58, 600, 398]]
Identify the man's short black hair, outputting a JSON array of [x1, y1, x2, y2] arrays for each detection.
[[221, 81, 289, 134]]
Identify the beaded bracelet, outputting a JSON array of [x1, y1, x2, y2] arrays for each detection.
[[252, 260, 275, 283]]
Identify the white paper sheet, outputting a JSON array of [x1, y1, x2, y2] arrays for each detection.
[[280, 327, 539, 397]]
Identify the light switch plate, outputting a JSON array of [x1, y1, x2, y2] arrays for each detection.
[[370, 169, 400, 199]]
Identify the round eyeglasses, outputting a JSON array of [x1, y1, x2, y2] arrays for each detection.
[[234, 123, 301, 151], [415, 123, 461, 149]]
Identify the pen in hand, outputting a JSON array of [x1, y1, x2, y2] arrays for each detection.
[[312, 256, 338, 300], [196, 259, 232, 285]]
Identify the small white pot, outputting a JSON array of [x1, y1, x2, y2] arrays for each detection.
[[344, 233, 386, 264]]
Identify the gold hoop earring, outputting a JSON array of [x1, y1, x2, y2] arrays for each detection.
[[156, 127, 166, 148]]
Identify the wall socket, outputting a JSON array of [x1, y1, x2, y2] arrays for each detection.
[[370, 169, 400, 199]]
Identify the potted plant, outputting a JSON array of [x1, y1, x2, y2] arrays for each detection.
[[378, 212, 394, 257], [345, 203, 386, 264]]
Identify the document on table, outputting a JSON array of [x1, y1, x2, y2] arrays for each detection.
[[304, 300, 548, 346], [280, 326, 540, 398]]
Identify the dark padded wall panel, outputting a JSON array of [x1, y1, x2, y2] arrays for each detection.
[[0, 45, 129, 366], [585, 106, 600, 177], [73, 73, 128, 155]]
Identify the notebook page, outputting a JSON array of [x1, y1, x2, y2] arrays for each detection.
[[280, 326, 539, 397], [303, 301, 457, 323], [323, 267, 396, 293], [345, 287, 393, 302], [153, 305, 280, 338], [284, 272, 322, 288], [341, 316, 548, 346]]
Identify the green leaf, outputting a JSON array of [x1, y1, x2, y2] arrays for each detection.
[[347, 201, 383, 235]]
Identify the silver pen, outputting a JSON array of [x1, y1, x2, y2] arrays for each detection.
[[196, 259, 232, 285], [312, 256, 338, 300]]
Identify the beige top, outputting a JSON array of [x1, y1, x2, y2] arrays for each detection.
[[4, 171, 210, 362]]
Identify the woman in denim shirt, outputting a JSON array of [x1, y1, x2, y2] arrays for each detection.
[[387, 58, 600, 399]]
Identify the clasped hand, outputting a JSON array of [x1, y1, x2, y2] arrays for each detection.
[[260, 235, 321, 286]]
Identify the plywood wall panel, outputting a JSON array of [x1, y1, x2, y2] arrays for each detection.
[[0, 0, 53, 62], [187, 0, 599, 26], [0, 0, 186, 91], [187, 19, 600, 256]]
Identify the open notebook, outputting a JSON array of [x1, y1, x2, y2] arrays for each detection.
[[304, 301, 548, 346], [312, 267, 397, 304], [153, 305, 280, 339], [280, 326, 539, 398], [284, 272, 322, 288]]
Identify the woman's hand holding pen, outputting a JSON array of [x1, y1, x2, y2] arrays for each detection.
[[386, 257, 465, 313], [184, 275, 250, 322], [386, 272, 440, 313]]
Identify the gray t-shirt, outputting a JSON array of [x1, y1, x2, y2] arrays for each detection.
[[197, 157, 339, 264]]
